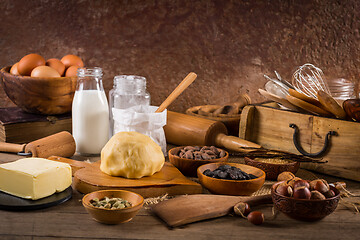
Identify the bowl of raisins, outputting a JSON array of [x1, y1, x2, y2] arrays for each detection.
[[197, 162, 265, 195], [168, 146, 228, 177]]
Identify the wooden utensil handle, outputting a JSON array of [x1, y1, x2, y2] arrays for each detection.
[[215, 133, 261, 152], [0, 142, 26, 154], [243, 194, 272, 206], [155, 72, 197, 113], [48, 156, 92, 176]]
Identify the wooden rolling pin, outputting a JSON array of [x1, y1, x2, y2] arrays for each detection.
[[164, 111, 261, 152], [0, 131, 76, 158]]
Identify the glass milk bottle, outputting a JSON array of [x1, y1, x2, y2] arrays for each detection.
[[72, 67, 109, 155], [109, 75, 150, 136]]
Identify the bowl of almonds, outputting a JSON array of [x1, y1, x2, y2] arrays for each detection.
[[168, 146, 228, 177], [82, 190, 144, 224]]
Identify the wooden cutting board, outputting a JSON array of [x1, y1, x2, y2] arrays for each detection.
[[152, 194, 272, 227], [48, 156, 202, 198]]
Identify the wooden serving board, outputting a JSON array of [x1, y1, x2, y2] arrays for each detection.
[[48, 156, 202, 198]]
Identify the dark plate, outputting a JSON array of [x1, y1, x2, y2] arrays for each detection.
[[0, 187, 72, 211]]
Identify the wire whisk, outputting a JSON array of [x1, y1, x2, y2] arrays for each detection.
[[292, 63, 331, 99]]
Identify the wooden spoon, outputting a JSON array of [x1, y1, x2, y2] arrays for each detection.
[[317, 90, 347, 119], [155, 72, 197, 113], [258, 89, 300, 111], [286, 95, 334, 117]]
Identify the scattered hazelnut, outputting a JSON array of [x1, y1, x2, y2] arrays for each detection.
[[293, 186, 311, 199], [310, 179, 329, 194], [277, 172, 295, 182], [247, 211, 264, 225], [293, 179, 310, 189], [310, 190, 326, 200], [323, 189, 336, 198], [234, 202, 251, 217], [276, 183, 293, 197]]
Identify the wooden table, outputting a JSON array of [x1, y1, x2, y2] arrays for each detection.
[[0, 152, 359, 240]]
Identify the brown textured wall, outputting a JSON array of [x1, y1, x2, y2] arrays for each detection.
[[1, 0, 359, 112]]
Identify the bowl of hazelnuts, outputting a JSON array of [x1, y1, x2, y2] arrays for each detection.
[[168, 146, 229, 177], [271, 172, 340, 221]]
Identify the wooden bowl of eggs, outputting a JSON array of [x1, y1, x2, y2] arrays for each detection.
[[0, 53, 83, 115]]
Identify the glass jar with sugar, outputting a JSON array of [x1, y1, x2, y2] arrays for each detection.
[[109, 75, 151, 136]]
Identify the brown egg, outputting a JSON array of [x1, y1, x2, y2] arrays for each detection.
[[46, 58, 65, 76], [65, 65, 80, 77], [31, 66, 61, 78], [10, 62, 20, 75], [18, 53, 45, 76], [61, 55, 84, 69]]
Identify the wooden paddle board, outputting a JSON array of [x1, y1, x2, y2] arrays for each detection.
[[48, 156, 202, 198], [152, 194, 272, 227]]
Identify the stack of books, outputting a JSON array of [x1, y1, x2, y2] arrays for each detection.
[[0, 108, 72, 144]]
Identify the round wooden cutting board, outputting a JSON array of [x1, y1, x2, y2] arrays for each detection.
[[48, 156, 202, 198]]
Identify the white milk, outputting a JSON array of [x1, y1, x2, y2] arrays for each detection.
[[72, 90, 109, 155]]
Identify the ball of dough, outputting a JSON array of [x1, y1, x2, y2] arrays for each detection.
[[100, 131, 165, 178]]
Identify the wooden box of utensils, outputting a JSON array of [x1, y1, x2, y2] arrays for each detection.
[[239, 104, 360, 182]]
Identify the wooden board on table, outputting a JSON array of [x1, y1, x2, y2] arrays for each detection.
[[48, 156, 202, 198]]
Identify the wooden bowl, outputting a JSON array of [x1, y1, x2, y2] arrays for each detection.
[[197, 162, 265, 196], [82, 190, 144, 224], [271, 182, 340, 221], [244, 157, 300, 181], [168, 146, 229, 177], [186, 105, 241, 136], [0, 66, 77, 115]]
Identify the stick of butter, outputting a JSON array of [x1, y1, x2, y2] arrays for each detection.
[[0, 158, 72, 200]]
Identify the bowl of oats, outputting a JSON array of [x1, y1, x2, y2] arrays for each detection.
[[244, 157, 300, 181]]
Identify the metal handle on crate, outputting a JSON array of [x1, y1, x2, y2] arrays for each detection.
[[289, 123, 337, 158]]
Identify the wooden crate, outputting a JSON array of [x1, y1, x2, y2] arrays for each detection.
[[239, 105, 360, 181]]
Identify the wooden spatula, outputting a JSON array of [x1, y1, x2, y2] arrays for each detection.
[[151, 194, 272, 227]]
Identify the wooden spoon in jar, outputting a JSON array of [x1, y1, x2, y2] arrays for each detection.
[[155, 72, 197, 113]]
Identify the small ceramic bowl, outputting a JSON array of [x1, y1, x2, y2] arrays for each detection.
[[197, 162, 265, 196], [244, 157, 300, 180], [82, 190, 144, 224], [271, 181, 340, 221], [168, 146, 229, 177]]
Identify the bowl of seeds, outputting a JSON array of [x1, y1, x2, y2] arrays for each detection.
[[168, 146, 229, 177], [197, 162, 265, 195], [244, 157, 300, 181], [82, 190, 144, 224]]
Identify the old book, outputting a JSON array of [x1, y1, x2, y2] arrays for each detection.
[[0, 108, 72, 144]]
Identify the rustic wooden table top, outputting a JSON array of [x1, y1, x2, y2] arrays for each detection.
[[0, 152, 359, 240]]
